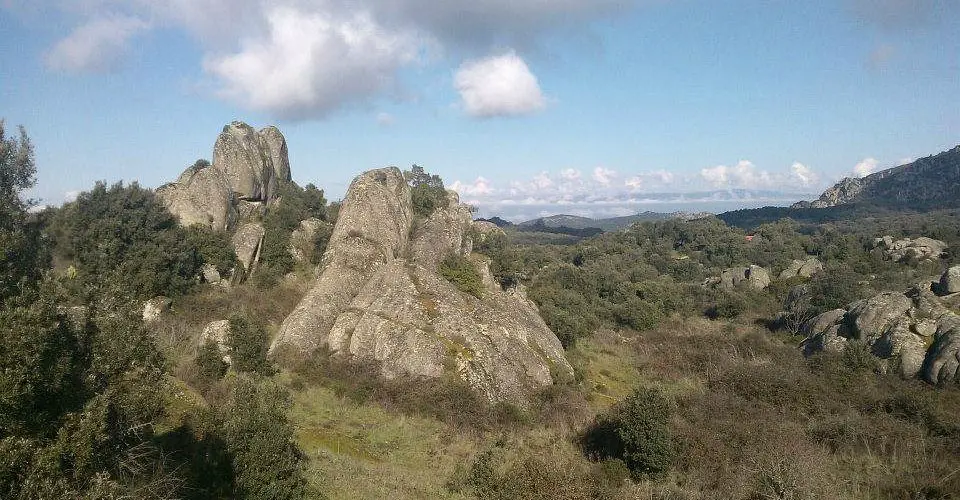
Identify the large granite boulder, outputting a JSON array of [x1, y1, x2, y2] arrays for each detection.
[[156, 166, 238, 231], [271, 167, 572, 406], [802, 284, 958, 380], [872, 236, 947, 262], [938, 266, 960, 295], [705, 265, 771, 290], [778, 257, 823, 280], [199, 320, 232, 364], [157, 121, 291, 231]]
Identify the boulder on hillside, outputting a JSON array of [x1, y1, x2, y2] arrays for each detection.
[[705, 265, 771, 290], [778, 257, 823, 280], [872, 236, 947, 262], [938, 266, 960, 295], [471, 220, 507, 243], [156, 166, 238, 231], [270, 167, 572, 406], [801, 284, 958, 379], [199, 320, 232, 364]]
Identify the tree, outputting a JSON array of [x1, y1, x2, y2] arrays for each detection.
[[581, 388, 675, 478], [0, 121, 45, 302], [404, 165, 448, 218]]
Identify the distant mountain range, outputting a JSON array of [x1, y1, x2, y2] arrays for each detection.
[[477, 210, 712, 235], [793, 145, 960, 210]]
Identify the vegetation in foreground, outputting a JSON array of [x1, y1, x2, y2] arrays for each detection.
[[3, 122, 960, 499]]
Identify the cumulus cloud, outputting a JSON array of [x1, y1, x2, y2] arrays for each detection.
[[592, 166, 617, 185], [204, 6, 419, 119], [700, 160, 775, 189], [560, 168, 581, 181], [32, 0, 631, 119], [853, 157, 879, 177], [790, 162, 818, 187], [45, 14, 148, 73], [454, 51, 546, 118], [450, 176, 494, 197]]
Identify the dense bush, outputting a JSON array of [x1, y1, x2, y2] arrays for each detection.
[[439, 253, 484, 299], [196, 339, 229, 381], [0, 122, 46, 303], [227, 314, 273, 375], [581, 387, 674, 478], [258, 182, 328, 283], [218, 375, 307, 500], [48, 181, 205, 298]]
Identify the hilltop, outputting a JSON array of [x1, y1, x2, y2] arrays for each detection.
[[793, 144, 960, 210]]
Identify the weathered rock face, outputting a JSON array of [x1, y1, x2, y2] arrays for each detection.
[[289, 218, 333, 263], [232, 222, 265, 274], [157, 121, 291, 231], [271, 167, 573, 405], [778, 257, 823, 280], [705, 265, 771, 290], [938, 266, 960, 295], [471, 220, 507, 243], [156, 167, 238, 231], [871, 236, 947, 262], [801, 284, 959, 380]]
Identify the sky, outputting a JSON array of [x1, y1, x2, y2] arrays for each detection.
[[1, 0, 958, 221]]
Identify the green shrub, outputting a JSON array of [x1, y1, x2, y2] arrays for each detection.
[[196, 340, 228, 380], [218, 375, 307, 500], [439, 253, 484, 299], [404, 165, 448, 219], [227, 314, 273, 375], [581, 387, 675, 478]]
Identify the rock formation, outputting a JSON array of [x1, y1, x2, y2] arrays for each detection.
[[271, 167, 572, 405], [231, 222, 265, 274], [157, 121, 293, 231], [801, 283, 960, 381], [939, 266, 960, 295], [289, 218, 332, 263], [199, 320, 232, 364], [142, 296, 171, 323], [705, 265, 771, 290], [871, 236, 947, 262], [778, 257, 823, 280], [792, 145, 960, 210]]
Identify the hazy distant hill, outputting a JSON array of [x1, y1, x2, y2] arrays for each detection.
[[793, 144, 960, 210], [517, 211, 713, 232]]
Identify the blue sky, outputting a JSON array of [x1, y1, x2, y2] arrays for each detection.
[[1, 0, 957, 220]]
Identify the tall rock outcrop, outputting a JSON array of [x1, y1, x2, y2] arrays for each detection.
[[271, 167, 573, 405], [157, 121, 292, 231]]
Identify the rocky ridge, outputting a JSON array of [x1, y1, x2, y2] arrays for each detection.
[[270, 167, 573, 405], [792, 145, 960, 209]]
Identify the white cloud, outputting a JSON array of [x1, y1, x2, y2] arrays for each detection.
[[204, 6, 420, 119], [700, 160, 774, 189], [625, 169, 674, 191], [35, 0, 634, 119], [454, 51, 546, 118], [790, 162, 818, 187], [45, 14, 148, 73], [560, 168, 581, 181], [63, 190, 80, 203], [853, 157, 879, 177], [451, 176, 494, 197], [592, 166, 617, 185]]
